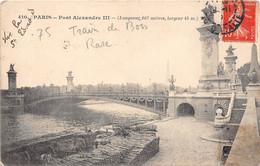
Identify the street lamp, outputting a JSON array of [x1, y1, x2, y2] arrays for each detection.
[[149, 78, 152, 94]]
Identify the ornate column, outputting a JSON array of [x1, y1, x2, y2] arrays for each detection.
[[197, 4, 220, 78], [197, 29, 220, 77], [247, 44, 260, 107], [7, 64, 17, 91], [66, 71, 74, 92], [224, 45, 238, 83], [196, 4, 232, 93], [166, 74, 177, 117]]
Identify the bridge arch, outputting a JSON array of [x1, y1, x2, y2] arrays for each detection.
[[177, 103, 195, 116]]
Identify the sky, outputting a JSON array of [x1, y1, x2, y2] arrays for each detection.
[[1, 1, 259, 89]]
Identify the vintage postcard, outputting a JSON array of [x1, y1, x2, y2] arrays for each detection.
[[1, 0, 260, 165]]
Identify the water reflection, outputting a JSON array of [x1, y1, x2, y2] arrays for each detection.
[[1, 113, 83, 145]]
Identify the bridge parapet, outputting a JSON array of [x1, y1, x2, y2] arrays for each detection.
[[226, 97, 260, 166]]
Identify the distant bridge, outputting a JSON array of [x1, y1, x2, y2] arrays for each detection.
[[26, 93, 168, 115]]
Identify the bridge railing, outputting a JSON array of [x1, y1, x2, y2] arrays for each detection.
[[31, 93, 168, 99], [26, 93, 169, 114]]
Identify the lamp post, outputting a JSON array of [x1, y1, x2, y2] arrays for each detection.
[[149, 78, 152, 94], [153, 82, 157, 95], [169, 74, 176, 91]]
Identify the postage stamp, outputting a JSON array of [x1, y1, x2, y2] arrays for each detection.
[[222, 0, 256, 42]]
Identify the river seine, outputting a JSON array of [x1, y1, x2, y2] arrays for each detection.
[[1, 100, 159, 145]]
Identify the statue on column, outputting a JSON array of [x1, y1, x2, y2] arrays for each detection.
[[226, 45, 236, 56], [169, 74, 176, 91], [9, 64, 15, 71], [68, 71, 73, 77], [217, 62, 225, 76], [200, 3, 221, 34], [201, 3, 218, 24]]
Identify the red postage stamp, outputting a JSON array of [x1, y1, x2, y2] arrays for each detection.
[[222, 0, 256, 42]]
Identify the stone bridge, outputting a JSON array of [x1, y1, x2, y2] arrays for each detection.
[[26, 93, 168, 115]]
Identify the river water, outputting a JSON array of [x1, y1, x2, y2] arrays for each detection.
[[1, 100, 159, 145]]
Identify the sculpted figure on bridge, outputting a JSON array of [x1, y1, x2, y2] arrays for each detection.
[[201, 3, 218, 24], [217, 62, 225, 76], [226, 45, 236, 56], [68, 71, 73, 77], [9, 63, 15, 71]]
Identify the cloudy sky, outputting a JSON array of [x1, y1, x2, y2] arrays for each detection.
[[1, 1, 258, 89]]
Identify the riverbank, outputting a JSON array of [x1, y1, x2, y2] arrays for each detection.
[[2, 122, 160, 166], [2, 99, 162, 165], [47, 130, 159, 166], [1, 99, 160, 145]]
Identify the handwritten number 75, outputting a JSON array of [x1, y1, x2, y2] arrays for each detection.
[[37, 27, 51, 41]]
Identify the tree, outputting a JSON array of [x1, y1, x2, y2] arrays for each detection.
[[237, 63, 250, 92], [121, 84, 125, 94]]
